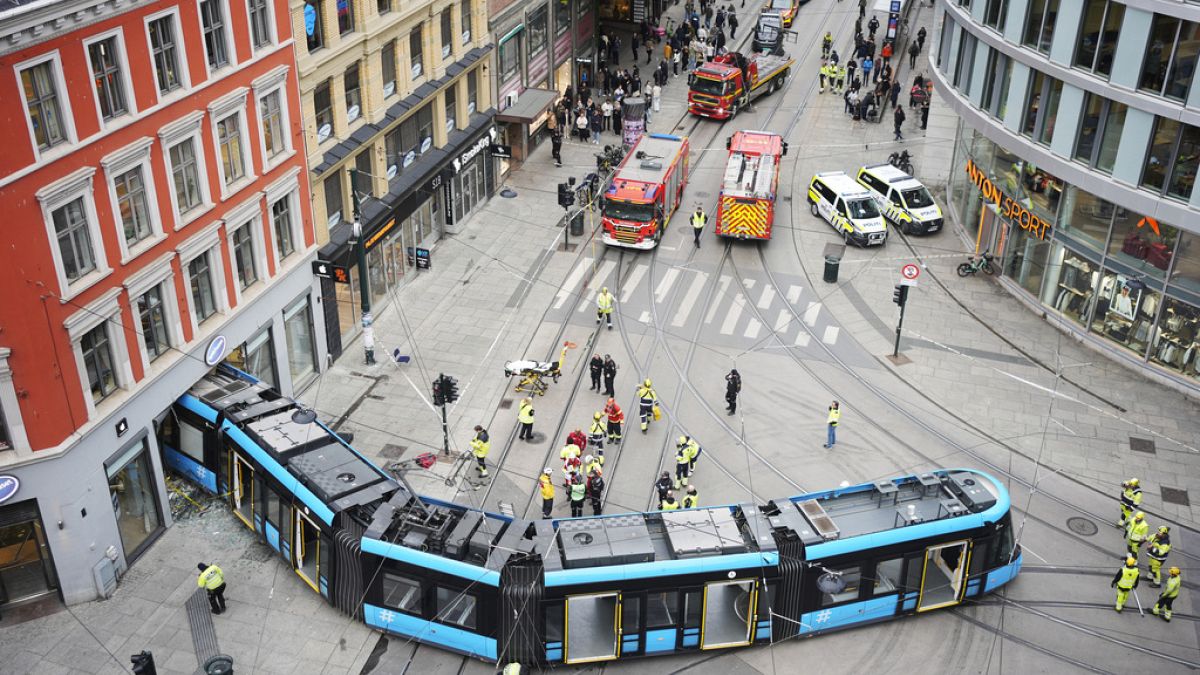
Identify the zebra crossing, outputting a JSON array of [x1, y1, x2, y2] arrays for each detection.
[[549, 259, 846, 348]]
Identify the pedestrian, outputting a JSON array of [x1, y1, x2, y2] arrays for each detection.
[[575, 109, 588, 141], [582, 453, 603, 477], [881, 41, 893, 70], [601, 97, 613, 131], [822, 32, 832, 59], [836, 63, 847, 93], [587, 469, 605, 515], [652, 82, 662, 112], [517, 397, 535, 440], [197, 562, 227, 614], [682, 485, 700, 508], [1146, 525, 1171, 586], [729, 11, 738, 39], [917, 26, 927, 51], [858, 0, 867, 18], [637, 378, 658, 432], [590, 108, 602, 144], [725, 368, 741, 414], [567, 427, 588, 454], [691, 208, 706, 247], [893, 105, 906, 140], [655, 471, 673, 504], [818, 59, 828, 93], [646, 43, 653, 64], [539, 469, 555, 518], [868, 15, 879, 39], [470, 425, 490, 477], [1118, 478, 1142, 526], [1126, 511, 1149, 558], [612, 98, 623, 133], [847, 58, 857, 85], [862, 56, 874, 84], [920, 97, 930, 129], [569, 474, 587, 517], [596, 286, 615, 329], [845, 87, 859, 116], [1112, 556, 1140, 612], [889, 79, 901, 108], [684, 435, 702, 473], [664, 40, 673, 65], [602, 355, 617, 397], [674, 436, 694, 489], [824, 401, 841, 448], [550, 126, 563, 167], [673, 46, 681, 75], [1152, 567, 1181, 621], [661, 490, 680, 510], [604, 398, 624, 445], [908, 40, 920, 69], [632, 33, 640, 59], [589, 353, 604, 391]]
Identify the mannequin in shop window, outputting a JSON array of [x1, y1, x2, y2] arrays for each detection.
[[1113, 286, 1135, 319]]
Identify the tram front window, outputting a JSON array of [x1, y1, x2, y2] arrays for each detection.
[[992, 514, 1016, 566]]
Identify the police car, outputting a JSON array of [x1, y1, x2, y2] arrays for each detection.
[[807, 172, 888, 246], [855, 164, 944, 235]]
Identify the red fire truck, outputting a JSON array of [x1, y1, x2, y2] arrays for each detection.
[[687, 51, 793, 120], [601, 133, 691, 249], [715, 131, 787, 240]]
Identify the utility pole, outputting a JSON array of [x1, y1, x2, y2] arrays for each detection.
[[891, 283, 910, 357], [350, 167, 375, 365]]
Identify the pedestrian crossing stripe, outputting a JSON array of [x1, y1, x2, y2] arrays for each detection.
[[717, 196, 770, 239]]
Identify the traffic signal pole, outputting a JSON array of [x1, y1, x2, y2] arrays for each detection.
[[892, 284, 910, 358], [350, 168, 375, 365]]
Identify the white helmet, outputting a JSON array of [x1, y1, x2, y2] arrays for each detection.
[[584, 455, 594, 464], [543, 467, 553, 475]]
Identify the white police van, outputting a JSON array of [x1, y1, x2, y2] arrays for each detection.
[[807, 172, 888, 246], [855, 164, 944, 235]]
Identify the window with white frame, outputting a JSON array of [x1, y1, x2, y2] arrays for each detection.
[[147, 12, 186, 95], [217, 114, 245, 184], [410, 25, 424, 79], [265, 170, 303, 264], [209, 89, 253, 196], [344, 62, 361, 122], [102, 138, 163, 260], [461, 0, 471, 43], [87, 35, 130, 122], [272, 193, 295, 259], [64, 289, 130, 412], [231, 222, 258, 290], [124, 252, 183, 371], [170, 140, 204, 214], [114, 166, 153, 247], [189, 252, 218, 322], [200, 0, 231, 70], [53, 198, 99, 283], [160, 111, 211, 226], [381, 40, 397, 98], [19, 57, 71, 152], [223, 197, 267, 300], [81, 324, 117, 403], [247, 0, 274, 50], [178, 224, 226, 329], [136, 284, 172, 361], [38, 168, 108, 297], [441, 8, 452, 59], [260, 90, 286, 158]]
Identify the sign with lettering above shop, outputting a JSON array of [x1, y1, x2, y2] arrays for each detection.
[[964, 159, 1052, 241]]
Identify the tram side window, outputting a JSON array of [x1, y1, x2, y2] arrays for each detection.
[[904, 554, 924, 591], [646, 591, 678, 628], [382, 573, 423, 615], [435, 586, 477, 629], [622, 595, 641, 634], [873, 558, 903, 595], [544, 603, 563, 642], [174, 415, 206, 463], [821, 565, 862, 606], [683, 590, 702, 629], [259, 480, 281, 531]]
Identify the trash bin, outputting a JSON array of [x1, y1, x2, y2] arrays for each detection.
[[569, 209, 586, 236], [203, 654, 234, 675], [823, 255, 840, 283]]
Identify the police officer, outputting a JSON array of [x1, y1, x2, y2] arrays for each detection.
[[725, 368, 741, 414], [588, 411, 607, 456], [589, 354, 604, 391], [654, 471, 673, 504], [602, 355, 618, 397], [569, 474, 587, 517], [470, 425, 490, 477], [1153, 567, 1181, 621], [682, 485, 700, 508], [1111, 556, 1139, 612], [587, 469, 605, 516], [539, 469, 555, 518], [1118, 477, 1142, 526], [517, 398, 535, 441], [823, 401, 841, 448], [605, 398, 624, 444], [1146, 525, 1171, 586], [637, 379, 658, 432], [596, 287, 615, 329], [1126, 511, 1149, 558], [197, 562, 227, 614], [661, 490, 680, 510], [691, 208, 706, 247]]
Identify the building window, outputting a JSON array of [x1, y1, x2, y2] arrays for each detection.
[[284, 296, 316, 385], [200, 0, 230, 69], [272, 195, 295, 259], [81, 324, 116, 403], [1139, 16, 1200, 101], [20, 60, 67, 151], [980, 50, 1011, 118], [53, 198, 98, 283], [114, 166, 153, 247], [337, 0, 354, 36], [217, 112, 246, 185], [1037, 79, 1063, 145], [528, 5, 548, 59], [259, 90, 286, 159], [555, 0, 569, 35], [377, 0, 391, 14], [937, 17, 954, 69], [441, 9, 453, 58], [304, 0, 324, 53], [344, 62, 361, 122], [410, 26, 424, 79], [314, 79, 333, 142], [232, 224, 258, 290], [499, 36, 520, 82], [467, 69, 478, 113], [324, 174, 343, 226], [1073, 94, 1126, 173], [189, 253, 218, 322], [952, 34, 976, 92], [137, 285, 171, 361], [382, 41, 397, 97], [88, 37, 128, 121], [248, 0, 273, 49], [1141, 117, 1200, 200], [461, 0, 471, 42], [355, 150, 372, 196], [983, 0, 1006, 30], [1073, 0, 1123, 77], [445, 85, 457, 132], [169, 138, 205, 215], [148, 14, 184, 94], [1022, 0, 1059, 54], [1021, 71, 1047, 137]]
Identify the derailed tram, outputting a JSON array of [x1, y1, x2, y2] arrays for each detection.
[[159, 367, 1021, 666]]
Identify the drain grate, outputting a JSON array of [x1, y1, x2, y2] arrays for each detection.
[[499, 399, 513, 409], [1066, 517, 1098, 536], [379, 443, 407, 459], [1129, 437, 1156, 454], [1161, 486, 1190, 507]]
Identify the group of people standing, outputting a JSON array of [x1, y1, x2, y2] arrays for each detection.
[[1112, 479, 1182, 620], [824, 20, 931, 139]]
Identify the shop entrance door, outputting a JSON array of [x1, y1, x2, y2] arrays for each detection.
[[0, 501, 59, 605]]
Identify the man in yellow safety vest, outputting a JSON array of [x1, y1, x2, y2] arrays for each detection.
[[197, 562, 227, 614], [1111, 557, 1140, 612], [824, 401, 841, 448], [469, 425, 490, 477], [691, 208, 706, 248], [1153, 567, 1182, 621], [1146, 526, 1171, 586], [596, 287, 615, 329], [539, 469, 555, 518], [1118, 478, 1142, 526], [1125, 511, 1149, 558]]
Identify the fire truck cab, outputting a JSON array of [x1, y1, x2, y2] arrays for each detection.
[[688, 51, 793, 120], [716, 131, 787, 240], [601, 134, 691, 250]]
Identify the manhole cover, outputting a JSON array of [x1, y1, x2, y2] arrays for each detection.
[[1066, 516, 1099, 536], [1162, 486, 1191, 507], [1129, 436, 1156, 454], [379, 443, 407, 459]]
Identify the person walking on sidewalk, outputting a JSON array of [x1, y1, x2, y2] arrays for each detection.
[[596, 286, 615, 329], [859, 0, 867, 18], [652, 82, 662, 112], [539, 469, 555, 518], [889, 79, 901, 108], [1112, 557, 1140, 612], [917, 26, 927, 51], [1152, 567, 1181, 621], [880, 41, 893, 71], [824, 401, 841, 448], [893, 105, 906, 140], [691, 208, 706, 247], [862, 56, 874, 85], [908, 40, 920, 69], [725, 368, 741, 414], [822, 31, 833, 60], [868, 15, 879, 39], [470, 425, 490, 477], [518, 398, 535, 440], [728, 11, 738, 39], [605, 397, 624, 444], [589, 353, 604, 391], [197, 562, 227, 615], [637, 379, 658, 432], [920, 96, 930, 129], [603, 355, 618, 396]]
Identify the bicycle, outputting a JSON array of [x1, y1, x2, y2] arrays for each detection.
[[888, 149, 914, 175], [957, 251, 997, 277]]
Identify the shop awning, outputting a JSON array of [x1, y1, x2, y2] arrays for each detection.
[[495, 88, 559, 124]]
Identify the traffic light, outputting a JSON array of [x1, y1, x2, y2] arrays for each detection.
[[892, 284, 909, 306], [557, 182, 575, 209], [131, 651, 157, 675], [442, 375, 460, 403], [432, 377, 445, 406]]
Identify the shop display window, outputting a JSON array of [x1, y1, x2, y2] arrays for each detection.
[[1042, 244, 1100, 327], [107, 440, 163, 561], [1108, 211, 1176, 279], [1006, 225, 1051, 297], [1169, 231, 1200, 295], [1149, 295, 1200, 378], [1057, 186, 1112, 253], [1091, 270, 1161, 356], [284, 297, 316, 387]]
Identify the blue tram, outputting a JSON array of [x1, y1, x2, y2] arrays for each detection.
[[158, 367, 1021, 666]]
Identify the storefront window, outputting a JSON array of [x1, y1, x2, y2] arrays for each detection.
[[368, 246, 387, 307], [1057, 186, 1111, 253], [1091, 270, 1160, 356], [0, 502, 59, 603], [1042, 243, 1101, 327], [337, 265, 360, 344], [1005, 223, 1052, 296], [107, 440, 163, 561], [231, 327, 278, 389], [1170, 231, 1200, 295], [284, 296, 316, 386], [1108, 211, 1177, 279], [1149, 295, 1200, 376]]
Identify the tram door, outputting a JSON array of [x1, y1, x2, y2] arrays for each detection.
[[700, 580, 757, 649], [230, 455, 255, 530], [916, 540, 971, 611], [564, 592, 621, 664], [294, 512, 321, 592]]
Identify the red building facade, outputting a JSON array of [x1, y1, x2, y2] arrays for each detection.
[[0, 0, 325, 606]]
